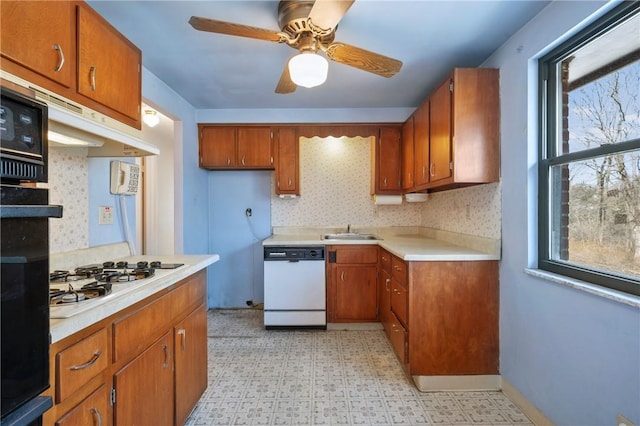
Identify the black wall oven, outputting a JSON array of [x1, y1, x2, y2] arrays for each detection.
[[1, 86, 61, 425]]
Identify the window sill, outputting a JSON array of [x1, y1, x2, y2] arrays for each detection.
[[524, 268, 640, 308]]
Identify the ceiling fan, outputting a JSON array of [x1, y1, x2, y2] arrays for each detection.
[[189, 0, 403, 94]]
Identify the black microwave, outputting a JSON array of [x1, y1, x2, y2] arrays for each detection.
[[0, 85, 48, 183]]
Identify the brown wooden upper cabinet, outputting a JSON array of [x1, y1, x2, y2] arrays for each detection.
[[77, 4, 141, 122], [273, 127, 300, 195], [412, 100, 430, 190], [199, 125, 274, 170], [0, 1, 142, 130], [401, 117, 415, 191], [403, 67, 499, 193], [0, 1, 75, 89], [371, 127, 402, 195]]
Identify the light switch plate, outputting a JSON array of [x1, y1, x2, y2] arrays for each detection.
[[99, 205, 114, 225]]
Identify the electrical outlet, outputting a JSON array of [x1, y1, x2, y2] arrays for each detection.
[[99, 206, 114, 225], [617, 414, 636, 426]]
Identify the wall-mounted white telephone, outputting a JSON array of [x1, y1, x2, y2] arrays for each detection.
[[110, 160, 140, 195]]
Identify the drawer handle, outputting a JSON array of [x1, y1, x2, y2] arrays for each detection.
[[90, 407, 103, 426], [340, 271, 345, 282], [394, 266, 401, 271], [89, 66, 96, 91], [430, 163, 435, 177], [177, 329, 186, 351], [241, 156, 246, 166], [53, 43, 65, 72], [162, 344, 170, 368], [227, 157, 231, 166], [288, 177, 292, 186], [69, 350, 102, 370]]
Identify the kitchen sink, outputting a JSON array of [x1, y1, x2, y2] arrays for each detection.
[[322, 233, 380, 241]]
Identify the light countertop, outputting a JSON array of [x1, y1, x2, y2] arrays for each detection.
[[263, 227, 500, 261], [50, 254, 219, 343]]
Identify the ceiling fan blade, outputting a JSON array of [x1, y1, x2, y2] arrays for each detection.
[[308, 0, 355, 33], [324, 42, 402, 78], [275, 63, 297, 94], [189, 16, 284, 43]]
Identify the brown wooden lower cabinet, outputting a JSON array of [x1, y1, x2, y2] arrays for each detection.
[[43, 270, 208, 426], [174, 304, 208, 426], [326, 245, 379, 322], [55, 384, 109, 426], [379, 256, 499, 379], [114, 332, 174, 426]]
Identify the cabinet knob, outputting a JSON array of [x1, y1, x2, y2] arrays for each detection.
[[53, 43, 65, 72], [69, 350, 102, 371], [89, 66, 97, 91], [162, 344, 170, 368], [341, 271, 345, 282], [241, 156, 246, 166], [227, 157, 231, 166], [177, 329, 186, 351], [430, 163, 435, 177], [90, 407, 103, 426]]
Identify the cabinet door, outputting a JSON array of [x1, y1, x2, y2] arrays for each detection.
[[77, 4, 141, 121], [237, 127, 273, 168], [199, 126, 237, 168], [114, 332, 174, 426], [413, 100, 430, 187], [175, 304, 208, 426], [401, 117, 415, 191], [55, 384, 109, 426], [374, 127, 402, 194], [0, 1, 74, 88], [379, 268, 392, 335], [333, 265, 378, 321], [429, 77, 453, 183], [274, 128, 299, 194]]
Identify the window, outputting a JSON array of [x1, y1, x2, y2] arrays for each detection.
[[538, 2, 640, 296]]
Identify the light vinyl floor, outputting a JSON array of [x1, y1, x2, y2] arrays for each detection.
[[184, 309, 533, 426]]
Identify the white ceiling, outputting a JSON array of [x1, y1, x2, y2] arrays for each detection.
[[88, 0, 551, 110]]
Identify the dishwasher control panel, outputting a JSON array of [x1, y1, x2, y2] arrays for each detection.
[[264, 246, 325, 261]]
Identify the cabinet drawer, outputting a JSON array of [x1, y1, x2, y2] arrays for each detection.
[[334, 246, 378, 264], [113, 291, 173, 362], [56, 329, 108, 403], [388, 313, 407, 365], [390, 279, 408, 327], [170, 272, 206, 320], [391, 257, 407, 283], [55, 384, 108, 426], [380, 249, 392, 272]]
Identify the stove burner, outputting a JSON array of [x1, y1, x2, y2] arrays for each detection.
[[62, 292, 85, 303], [103, 261, 115, 268], [49, 282, 112, 305], [150, 261, 161, 268], [116, 261, 128, 268], [137, 261, 149, 269], [75, 266, 103, 277], [95, 268, 155, 283]]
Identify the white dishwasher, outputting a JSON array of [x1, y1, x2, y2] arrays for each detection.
[[263, 246, 326, 329]]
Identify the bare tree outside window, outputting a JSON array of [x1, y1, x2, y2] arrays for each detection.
[[561, 62, 640, 278]]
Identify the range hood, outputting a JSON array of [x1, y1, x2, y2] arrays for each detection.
[[1, 71, 159, 157]]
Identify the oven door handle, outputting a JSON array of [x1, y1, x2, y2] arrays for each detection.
[[0, 205, 63, 219]]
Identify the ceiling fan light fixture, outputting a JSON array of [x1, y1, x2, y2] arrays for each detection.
[[143, 110, 160, 127], [288, 52, 328, 88]]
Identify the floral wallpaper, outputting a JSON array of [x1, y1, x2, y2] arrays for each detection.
[[420, 182, 502, 239], [271, 136, 423, 228], [271, 135, 501, 240], [48, 147, 89, 253]]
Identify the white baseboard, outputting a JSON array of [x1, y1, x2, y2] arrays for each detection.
[[412, 375, 501, 391], [501, 379, 555, 426]]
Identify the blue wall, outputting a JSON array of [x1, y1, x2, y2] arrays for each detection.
[[207, 171, 271, 307], [483, 1, 640, 424]]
